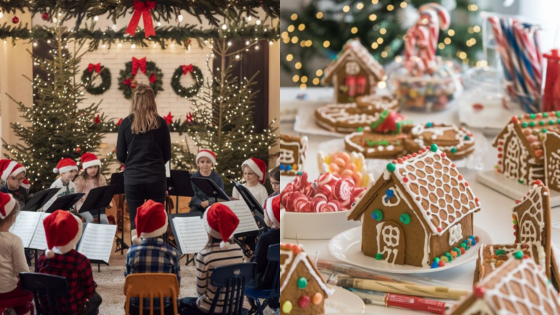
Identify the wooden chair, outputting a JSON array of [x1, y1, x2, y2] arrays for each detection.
[[208, 263, 257, 315], [123, 273, 179, 315], [19, 272, 72, 315]]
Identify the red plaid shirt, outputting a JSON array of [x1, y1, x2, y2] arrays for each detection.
[[38, 249, 96, 315]]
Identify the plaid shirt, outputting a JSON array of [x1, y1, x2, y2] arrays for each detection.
[[125, 238, 180, 309], [37, 249, 95, 315]]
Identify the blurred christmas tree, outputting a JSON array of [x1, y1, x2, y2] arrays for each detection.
[[281, 0, 483, 88], [2, 25, 114, 192]]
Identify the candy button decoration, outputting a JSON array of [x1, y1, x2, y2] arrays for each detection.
[[299, 296, 310, 308], [371, 209, 383, 221], [282, 301, 293, 313], [430, 144, 439, 152], [387, 163, 396, 172], [297, 277, 307, 289], [375, 253, 383, 260], [386, 189, 395, 198], [312, 293, 323, 305], [400, 213, 411, 225], [514, 251, 523, 259]]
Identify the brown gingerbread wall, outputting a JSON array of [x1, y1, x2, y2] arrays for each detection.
[[544, 132, 560, 192], [335, 61, 371, 104], [447, 295, 485, 315], [280, 261, 326, 315], [429, 213, 473, 262], [501, 130, 533, 184]]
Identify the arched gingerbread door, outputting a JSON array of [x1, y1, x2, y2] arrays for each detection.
[[376, 222, 404, 264]]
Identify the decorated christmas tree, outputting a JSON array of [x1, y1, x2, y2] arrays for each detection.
[[2, 25, 114, 192]]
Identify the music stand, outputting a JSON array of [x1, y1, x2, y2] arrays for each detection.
[[22, 188, 59, 211], [231, 180, 264, 216], [44, 193, 85, 213], [168, 212, 203, 265], [167, 170, 194, 214], [191, 178, 230, 204], [79, 185, 120, 224], [109, 172, 128, 254]]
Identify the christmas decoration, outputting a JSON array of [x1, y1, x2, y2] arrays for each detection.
[[125, 0, 156, 38], [171, 64, 204, 98], [81, 63, 112, 95], [118, 57, 163, 99], [2, 25, 115, 192], [41, 12, 49, 21], [11, 16, 18, 24], [163, 112, 174, 125]]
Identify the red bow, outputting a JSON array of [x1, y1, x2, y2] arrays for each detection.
[[94, 114, 101, 124], [132, 57, 147, 75], [163, 112, 174, 125], [182, 64, 194, 75], [116, 118, 123, 127], [88, 63, 101, 73], [125, 0, 156, 38], [149, 73, 157, 84], [186, 112, 193, 123], [123, 78, 132, 86]]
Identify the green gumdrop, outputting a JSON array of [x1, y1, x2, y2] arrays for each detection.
[[400, 213, 411, 225], [450, 147, 457, 154], [514, 251, 523, 259], [372, 209, 383, 221], [357, 126, 364, 132], [430, 143, 439, 152], [495, 249, 506, 256], [297, 277, 307, 289], [375, 253, 383, 260], [387, 163, 396, 172]]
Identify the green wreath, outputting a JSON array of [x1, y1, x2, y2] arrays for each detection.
[[81, 64, 112, 95], [170, 64, 204, 98], [118, 59, 164, 99]]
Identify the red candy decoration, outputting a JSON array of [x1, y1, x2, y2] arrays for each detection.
[[473, 285, 485, 298], [533, 179, 543, 185], [438, 260, 445, 267], [12, 16, 19, 24], [437, 227, 442, 233], [299, 296, 310, 308], [472, 103, 484, 111], [334, 179, 354, 201], [441, 153, 446, 158], [403, 177, 409, 183]]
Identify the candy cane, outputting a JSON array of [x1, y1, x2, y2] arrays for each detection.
[[419, 3, 450, 30], [419, 10, 439, 61], [513, 22, 541, 96], [488, 17, 515, 95]]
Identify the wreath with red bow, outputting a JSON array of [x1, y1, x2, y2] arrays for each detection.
[[170, 64, 204, 98], [118, 57, 163, 99], [81, 63, 112, 95]]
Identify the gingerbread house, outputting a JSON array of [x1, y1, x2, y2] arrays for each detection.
[[544, 128, 560, 192], [347, 144, 481, 268], [448, 256, 560, 315], [280, 243, 334, 315], [492, 112, 560, 189], [321, 39, 385, 103], [279, 134, 308, 176]]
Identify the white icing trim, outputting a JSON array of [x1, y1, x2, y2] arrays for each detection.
[[381, 186, 401, 207], [448, 223, 463, 246]]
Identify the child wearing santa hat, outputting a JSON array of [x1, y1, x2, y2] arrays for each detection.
[[0, 159, 29, 209], [232, 157, 269, 206], [268, 166, 280, 198], [0, 192, 34, 315], [40, 158, 79, 212], [125, 200, 180, 314], [74, 153, 109, 224], [37, 210, 102, 315], [179, 203, 244, 314], [189, 149, 225, 213]]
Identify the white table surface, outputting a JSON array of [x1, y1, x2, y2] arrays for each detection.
[[280, 87, 560, 315]]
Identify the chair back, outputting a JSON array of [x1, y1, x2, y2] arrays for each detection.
[[123, 273, 179, 315], [209, 263, 256, 315], [266, 244, 280, 292], [19, 272, 72, 315]]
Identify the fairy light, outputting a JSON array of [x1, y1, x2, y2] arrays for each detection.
[[356, 3, 364, 10], [343, 5, 350, 12], [291, 13, 298, 20], [448, 29, 455, 36], [316, 12, 323, 19], [323, 40, 330, 48], [369, 14, 377, 21]]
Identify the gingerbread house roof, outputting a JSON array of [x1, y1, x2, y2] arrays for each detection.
[[493, 112, 560, 163], [454, 257, 560, 315], [348, 144, 480, 236], [279, 243, 334, 296], [321, 38, 385, 85]]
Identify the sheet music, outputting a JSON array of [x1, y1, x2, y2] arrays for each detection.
[[9, 212, 43, 247], [220, 200, 259, 235], [28, 213, 51, 250], [78, 224, 117, 263], [172, 217, 207, 254]]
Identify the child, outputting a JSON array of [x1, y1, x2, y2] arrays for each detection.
[[0, 192, 34, 315], [232, 157, 268, 206], [0, 159, 29, 209], [180, 203, 244, 314], [125, 200, 180, 315], [74, 153, 108, 224], [268, 166, 280, 198], [189, 150, 225, 213], [41, 158, 79, 212], [38, 210, 102, 315]]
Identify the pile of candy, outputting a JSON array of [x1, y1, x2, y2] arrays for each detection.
[[429, 235, 479, 268], [280, 172, 367, 213], [391, 68, 456, 111], [317, 151, 373, 187]]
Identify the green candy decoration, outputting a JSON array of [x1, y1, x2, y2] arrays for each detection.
[[450, 147, 457, 154], [371, 209, 383, 221], [434, 257, 440, 263], [521, 122, 528, 128], [530, 121, 536, 127], [400, 213, 411, 225], [550, 120, 555, 125], [495, 249, 506, 256], [544, 112, 549, 118], [357, 126, 364, 132], [387, 163, 396, 172], [542, 129, 547, 133], [514, 251, 523, 259], [539, 120, 545, 126], [556, 111, 560, 118], [530, 114, 536, 119], [430, 144, 438, 152], [297, 277, 307, 289], [375, 253, 383, 260]]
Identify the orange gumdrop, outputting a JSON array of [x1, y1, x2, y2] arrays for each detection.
[[334, 157, 346, 168], [341, 169, 354, 178], [345, 163, 357, 172], [339, 152, 351, 165], [329, 163, 340, 173], [353, 171, 363, 185]]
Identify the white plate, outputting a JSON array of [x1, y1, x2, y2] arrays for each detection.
[[325, 285, 365, 314], [282, 210, 362, 240], [294, 103, 346, 137], [327, 225, 491, 274]]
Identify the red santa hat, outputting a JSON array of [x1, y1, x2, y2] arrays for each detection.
[[43, 210, 83, 258], [196, 149, 217, 165], [264, 195, 280, 228], [132, 200, 168, 245], [203, 203, 239, 250], [0, 159, 26, 182], [81, 153, 101, 170], [0, 192, 17, 220], [242, 158, 267, 184], [53, 158, 78, 174], [21, 178, 30, 190]]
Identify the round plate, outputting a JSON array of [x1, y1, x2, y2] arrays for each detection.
[[327, 225, 491, 274], [325, 285, 365, 314]]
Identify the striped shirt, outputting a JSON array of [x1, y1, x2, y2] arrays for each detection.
[[196, 242, 244, 313]]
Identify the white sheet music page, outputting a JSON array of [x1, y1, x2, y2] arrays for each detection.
[[29, 213, 51, 250], [173, 217, 206, 254], [78, 224, 117, 263], [9, 212, 43, 247], [220, 200, 259, 235]]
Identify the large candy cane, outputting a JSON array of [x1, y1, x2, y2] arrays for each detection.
[[419, 3, 450, 30]]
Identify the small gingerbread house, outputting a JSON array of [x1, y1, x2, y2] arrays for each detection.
[[321, 39, 385, 103], [347, 144, 481, 268], [279, 134, 308, 176], [280, 243, 334, 315], [544, 128, 560, 191], [492, 112, 560, 189], [448, 256, 560, 315]]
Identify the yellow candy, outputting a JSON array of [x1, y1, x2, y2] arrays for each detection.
[[324, 155, 332, 165], [312, 293, 323, 305], [353, 156, 363, 171], [282, 301, 292, 313], [292, 164, 298, 171]]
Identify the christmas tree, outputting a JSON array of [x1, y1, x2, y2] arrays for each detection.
[[2, 25, 114, 192], [281, 0, 483, 87], [170, 35, 278, 194]]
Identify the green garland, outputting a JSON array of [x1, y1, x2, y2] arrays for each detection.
[[170, 65, 203, 98], [100, 118, 196, 135], [118, 60, 164, 99], [81, 66, 112, 95]]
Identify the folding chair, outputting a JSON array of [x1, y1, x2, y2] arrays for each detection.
[[123, 273, 179, 315], [19, 272, 72, 315], [244, 244, 280, 315], [208, 263, 257, 315]]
